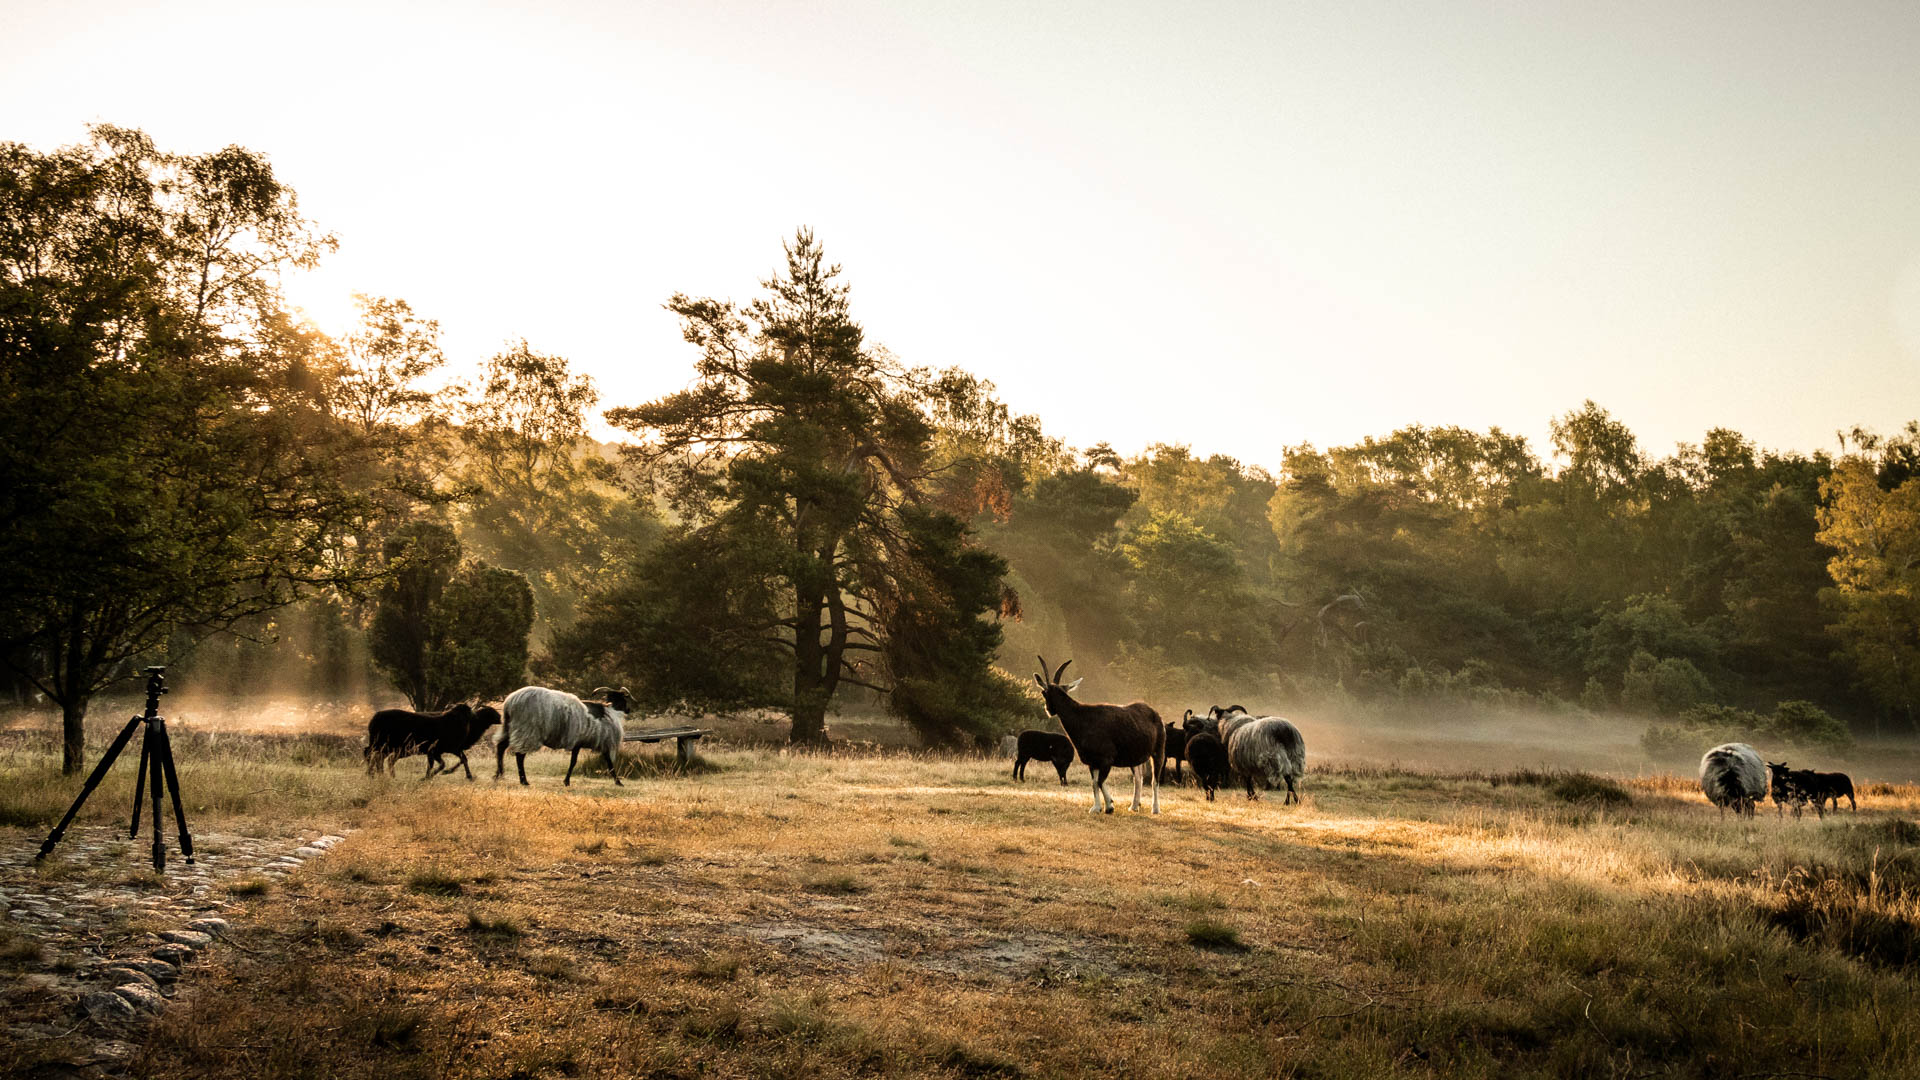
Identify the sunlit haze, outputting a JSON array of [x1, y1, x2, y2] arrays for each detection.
[[6, 0, 1919, 467]]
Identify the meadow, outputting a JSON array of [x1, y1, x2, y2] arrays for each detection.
[[4, 703, 1920, 1079]]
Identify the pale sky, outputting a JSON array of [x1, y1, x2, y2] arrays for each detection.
[[6, 0, 1920, 470]]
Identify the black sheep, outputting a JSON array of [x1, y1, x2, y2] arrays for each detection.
[[1013, 729, 1076, 784], [366, 703, 502, 780], [1162, 721, 1190, 782], [1184, 732, 1229, 801]]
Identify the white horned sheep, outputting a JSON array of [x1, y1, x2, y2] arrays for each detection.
[[493, 685, 630, 787], [1220, 712, 1306, 804], [1033, 656, 1165, 814], [1698, 742, 1766, 817]]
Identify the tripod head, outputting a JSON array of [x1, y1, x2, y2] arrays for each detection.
[[143, 666, 167, 721]]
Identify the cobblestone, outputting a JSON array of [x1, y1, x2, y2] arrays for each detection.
[[1, 824, 351, 1075]]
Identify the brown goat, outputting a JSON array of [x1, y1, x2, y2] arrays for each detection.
[[1033, 656, 1165, 814]]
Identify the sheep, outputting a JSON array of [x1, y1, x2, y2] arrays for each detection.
[[1772, 762, 1856, 817], [1032, 656, 1165, 814], [1765, 761, 1809, 818], [1184, 731, 1229, 800], [1802, 770, 1858, 815], [1699, 742, 1766, 817], [1222, 715, 1307, 803], [493, 685, 630, 787], [1013, 729, 1076, 784], [365, 703, 501, 780], [1162, 719, 1191, 782], [1208, 704, 1257, 744]]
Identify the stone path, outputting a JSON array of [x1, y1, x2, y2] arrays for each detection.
[[0, 824, 348, 1075]]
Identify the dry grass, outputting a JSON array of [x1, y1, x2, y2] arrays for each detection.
[[7, 715, 1920, 1078]]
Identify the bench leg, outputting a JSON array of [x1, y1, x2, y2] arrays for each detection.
[[676, 736, 699, 768]]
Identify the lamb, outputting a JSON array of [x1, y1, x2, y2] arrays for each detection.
[[364, 703, 501, 780], [1032, 656, 1165, 814], [1699, 742, 1767, 817], [1771, 762, 1856, 817], [1222, 714, 1307, 803], [1765, 761, 1809, 818], [1162, 720, 1191, 782], [493, 685, 630, 787], [1013, 729, 1076, 784], [1183, 730, 1230, 800], [1801, 769, 1857, 815]]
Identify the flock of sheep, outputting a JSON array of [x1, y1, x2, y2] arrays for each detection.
[[1016, 657, 1305, 813], [1698, 742, 1858, 818], [358, 663, 1861, 826], [365, 685, 632, 787]]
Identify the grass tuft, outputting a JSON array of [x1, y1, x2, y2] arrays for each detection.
[[407, 868, 465, 896], [1184, 918, 1246, 951], [464, 909, 525, 942], [803, 872, 866, 895], [1550, 772, 1633, 807]]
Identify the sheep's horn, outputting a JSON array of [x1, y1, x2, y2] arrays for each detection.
[[1052, 659, 1072, 684], [1036, 655, 1050, 683], [619, 686, 631, 697], [591, 686, 614, 697]]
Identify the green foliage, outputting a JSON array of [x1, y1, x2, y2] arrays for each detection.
[[424, 563, 534, 707], [1818, 455, 1920, 724], [1768, 699, 1854, 753], [0, 125, 378, 769], [542, 530, 787, 710], [1619, 651, 1714, 716], [883, 508, 1024, 747], [607, 230, 1015, 743], [368, 523, 532, 709]]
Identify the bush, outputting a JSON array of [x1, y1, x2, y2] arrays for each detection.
[[1621, 651, 1713, 716], [1768, 700, 1854, 754], [1640, 704, 1766, 758]]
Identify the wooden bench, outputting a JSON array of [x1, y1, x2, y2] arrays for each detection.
[[622, 725, 711, 767]]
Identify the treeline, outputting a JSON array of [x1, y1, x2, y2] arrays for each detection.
[[7, 127, 1918, 768]]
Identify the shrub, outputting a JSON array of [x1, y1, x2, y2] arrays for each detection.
[[1621, 651, 1713, 716], [1640, 704, 1767, 758], [1768, 700, 1854, 753]]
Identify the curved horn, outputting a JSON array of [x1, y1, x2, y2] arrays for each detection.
[[591, 686, 614, 697], [1036, 655, 1050, 683], [618, 686, 631, 697], [1052, 658, 1072, 684]]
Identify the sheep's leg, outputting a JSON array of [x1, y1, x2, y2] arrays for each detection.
[[565, 747, 580, 786], [421, 755, 440, 781], [457, 752, 474, 781], [1149, 757, 1160, 815], [1129, 766, 1142, 811], [1097, 766, 1116, 814], [1054, 758, 1070, 785], [1285, 777, 1298, 805], [1245, 773, 1259, 801], [1087, 766, 1103, 814], [515, 753, 529, 786], [1013, 755, 1025, 781], [494, 723, 510, 781], [602, 748, 622, 785]]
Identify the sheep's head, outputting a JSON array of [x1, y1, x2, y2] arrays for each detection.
[[1031, 656, 1083, 717], [472, 705, 502, 731], [592, 686, 633, 713], [1182, 708, 1215, 736]]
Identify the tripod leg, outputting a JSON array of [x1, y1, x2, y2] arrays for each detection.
[[131, 732, 152, 840], [149, 726, 167, 872], [156, 724, 193, 864], [37, 714, 144, 861]]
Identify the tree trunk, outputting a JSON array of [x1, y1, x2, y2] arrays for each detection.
[[790, 581, 830, 745], [62, 694, 89, 774]]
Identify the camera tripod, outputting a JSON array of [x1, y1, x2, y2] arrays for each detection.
[[36, 667, 194, 872]]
